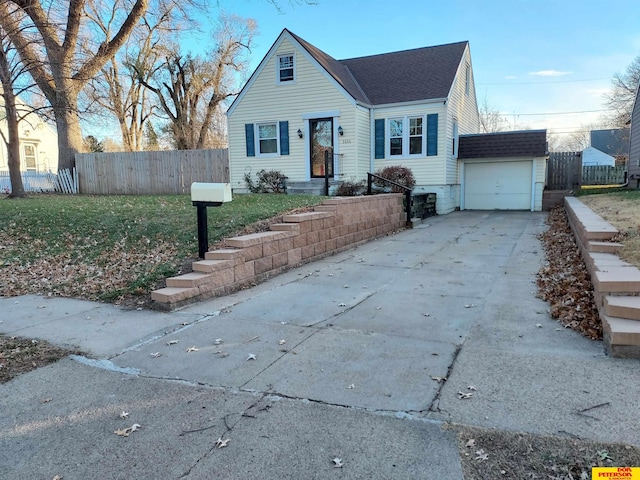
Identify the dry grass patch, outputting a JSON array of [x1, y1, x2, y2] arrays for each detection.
[[579, 192, 640, 269]]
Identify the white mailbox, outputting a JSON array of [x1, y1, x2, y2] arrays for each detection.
[[191, 183, 232, 203]]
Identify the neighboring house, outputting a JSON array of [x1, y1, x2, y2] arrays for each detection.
[[590, 128, 629, 162], [629, 84, 640, 187], [581, 146, 615, 167], [0, 95, 58, 173], [458, 130, 548, 211], [227, 29, 479, 214]]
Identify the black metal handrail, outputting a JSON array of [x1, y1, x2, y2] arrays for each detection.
[[366, 172, 412, 227]]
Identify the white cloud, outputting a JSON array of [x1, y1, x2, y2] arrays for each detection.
[[504, 75, 517, 80], [529, 70, 572, 77]]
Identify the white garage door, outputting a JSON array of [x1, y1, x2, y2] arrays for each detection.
[[464, 161, 532, 210]]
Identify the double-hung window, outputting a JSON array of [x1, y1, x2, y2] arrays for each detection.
[[257, 123, 279, 155], [388, 116, 425, 157], [278, 54, 294, 82]]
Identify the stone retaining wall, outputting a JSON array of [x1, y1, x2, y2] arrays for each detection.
[[564, 197, 640, 357], [152, 194, 406, 310]]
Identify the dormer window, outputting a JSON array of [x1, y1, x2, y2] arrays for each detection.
[[278, 54, 294, 82]]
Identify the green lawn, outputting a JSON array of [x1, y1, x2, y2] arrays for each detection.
[[0, 193, 323, 304]]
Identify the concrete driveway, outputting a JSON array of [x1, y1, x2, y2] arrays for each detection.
[[2, 210, 639, 479]]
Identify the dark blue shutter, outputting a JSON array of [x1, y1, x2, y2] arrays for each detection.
[[245, 124, 255, 157], [374, 119, 385, 159], [427, 114, 438, 156], [279, 121, 289, 155]]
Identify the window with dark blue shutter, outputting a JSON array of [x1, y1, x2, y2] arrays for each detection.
[[279, 121, 289, 155], [427, 114, 438, 156], [245, 124, 255, 157], [375, 119, 385, 159]]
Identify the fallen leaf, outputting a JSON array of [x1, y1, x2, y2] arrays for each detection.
[[114, 424, 141, 437], [346, 384, 355, 389], [278, 339, 286, 345], [458, 391, 474, 400], [215, 351, 229, 358], [464, 304, 476, 308], [431, 376, 446, 383], [332, 458, 343, 468], [465, 439, 476, 448], [150, 352, 162, 358], [375, 306, 382, 310], [166, 340, 179, 346], [338, 303, 347, 307], [41, 398, 52, 404], [475, 449, 488, 461], [215, 437, 230, 448], [119, 411, 130, 419], [247, 354, 257, 361], [214, 338, 223, 345], [186, 346, 199, 353], [536, 323, 543, 328], [52, 476, 63, 480], [423, 313, 431, 317], [467, 385, 477, 391]]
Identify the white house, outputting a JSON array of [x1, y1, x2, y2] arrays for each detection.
[[581, 146, 615, 167], [226, 29, 479, 214], [0, 95, 58, 173]]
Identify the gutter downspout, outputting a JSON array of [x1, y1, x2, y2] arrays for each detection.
[[369, 107, 375, 175]]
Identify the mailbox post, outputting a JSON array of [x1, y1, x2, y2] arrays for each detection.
[[191, 183, 232, 258]]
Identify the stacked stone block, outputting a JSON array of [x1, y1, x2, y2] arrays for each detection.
[[564, 197, 640, 357]]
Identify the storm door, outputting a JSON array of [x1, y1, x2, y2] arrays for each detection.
[[309, 118, 333, 178]]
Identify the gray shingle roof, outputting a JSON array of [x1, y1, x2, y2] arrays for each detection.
[[286, 29, 468, 106], [458, 130, 548, 159]]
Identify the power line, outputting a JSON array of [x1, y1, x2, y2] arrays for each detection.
[[477, 77, 611, 86]]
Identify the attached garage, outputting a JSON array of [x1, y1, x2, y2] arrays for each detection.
[[459, 130, 547, 211]]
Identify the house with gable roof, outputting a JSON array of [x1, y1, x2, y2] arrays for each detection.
[[226, 29, 479, 214]]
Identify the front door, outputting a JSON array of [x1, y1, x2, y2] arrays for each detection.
[[310, 118, 333, 178]]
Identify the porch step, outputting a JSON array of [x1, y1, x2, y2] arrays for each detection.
[[588, 241, 623, 254], [602, 315, 640, 357], [604, 296, 640, 321]]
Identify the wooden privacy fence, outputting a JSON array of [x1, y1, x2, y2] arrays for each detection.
[[547, 151, 582, 190], [581, 165, 627, 185], [76, 149, 229, 195]]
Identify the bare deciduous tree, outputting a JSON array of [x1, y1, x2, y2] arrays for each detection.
[[1, 0, 149, 171], [138, 14, 256, 150], [603, 54, 640, 129], [478, 95, 510, 133]]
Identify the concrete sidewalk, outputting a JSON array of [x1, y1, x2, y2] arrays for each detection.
[[2, 210, 640, 479]]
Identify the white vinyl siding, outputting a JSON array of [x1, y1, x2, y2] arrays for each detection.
[[446, 45, 480, 186], [373, 103, 446, 187], [228, 36, 357, 188]]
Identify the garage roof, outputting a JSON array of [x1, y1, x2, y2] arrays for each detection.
[[458, 130, 547, 159]]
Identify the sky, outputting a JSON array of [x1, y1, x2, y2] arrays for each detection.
[[200, 0, 640, 142]]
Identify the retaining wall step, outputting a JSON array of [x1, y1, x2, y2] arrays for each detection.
[[205, 248, 244, 260], [603, 315, 640, 349], [151, 287, 199, 304], [604, 296, 640, 321], [592, 268, 640, 294], [588, 241, 623, 254], [192, 259, 234, 273], [166, 272, 215, 288], [225, 231, 292, 248]]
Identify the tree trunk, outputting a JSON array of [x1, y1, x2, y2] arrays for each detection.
[[53, 99, 83, 172], [0, 46, 25, 198]]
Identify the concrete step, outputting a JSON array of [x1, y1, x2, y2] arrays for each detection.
[[592, 268, 640, 294], [602, 315, 640, 358], [588, 241, 623, 254], [604, 296, 640, 321]]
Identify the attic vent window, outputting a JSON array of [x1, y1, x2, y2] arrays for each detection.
[[278, 54, 294, 82]]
